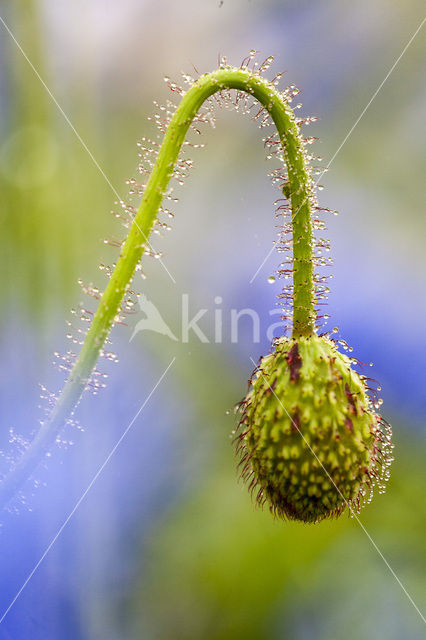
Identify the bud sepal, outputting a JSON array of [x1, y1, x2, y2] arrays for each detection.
[[236, 335, 393, 523]]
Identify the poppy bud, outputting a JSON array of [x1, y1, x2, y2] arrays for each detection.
[[236, 335, 393, 523]]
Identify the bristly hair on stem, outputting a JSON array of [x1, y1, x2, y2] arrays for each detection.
[[0, 53, 336, 509]]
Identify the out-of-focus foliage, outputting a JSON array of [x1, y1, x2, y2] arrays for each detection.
[[130, 432, 426, 640]]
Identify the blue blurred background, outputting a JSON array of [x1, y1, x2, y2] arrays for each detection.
[[0, 1, 425, 638]]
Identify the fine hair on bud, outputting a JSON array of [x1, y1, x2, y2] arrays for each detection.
[[236, 335, 393, 523]]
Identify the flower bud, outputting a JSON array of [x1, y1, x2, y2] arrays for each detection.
[[236, 335, 393, 523]]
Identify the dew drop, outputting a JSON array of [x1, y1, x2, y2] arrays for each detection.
[[267, 275, 276, 284]]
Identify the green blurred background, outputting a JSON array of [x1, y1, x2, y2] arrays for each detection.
[[0, 1, 425, 639]]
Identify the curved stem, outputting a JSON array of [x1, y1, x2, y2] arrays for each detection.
[[0, 67, 315, 507]]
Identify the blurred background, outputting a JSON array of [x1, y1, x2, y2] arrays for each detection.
[[0, 0, 425, 638]]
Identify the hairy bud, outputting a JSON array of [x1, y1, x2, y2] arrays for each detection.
[[236, 335, 393, 523]]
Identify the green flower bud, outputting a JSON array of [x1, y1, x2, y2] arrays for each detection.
[[236, 335, 393, 523]]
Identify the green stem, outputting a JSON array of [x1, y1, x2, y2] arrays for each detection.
[[0, 67, 315, 506]]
